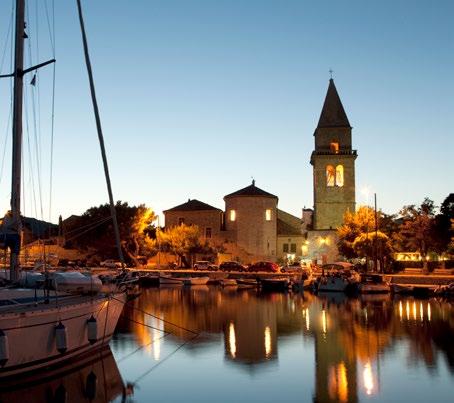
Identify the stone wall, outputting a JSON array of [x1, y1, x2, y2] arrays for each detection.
[[164, 210, 223, 241], [224, 196, 277, 259]]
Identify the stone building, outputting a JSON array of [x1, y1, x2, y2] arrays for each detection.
[[163, 199, 223, 241], [223, 181, 278, 258], [306, 78, 357, 264], [163, 78, 357, 265]]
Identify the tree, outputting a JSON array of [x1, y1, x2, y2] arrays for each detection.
[[433, 194, 454, 253], [64, 201, 157, 265], [337, 206, 394, 269], [398, 198, 437, 261], [337, 206, 376, 259], [158, 224, 202, 267]]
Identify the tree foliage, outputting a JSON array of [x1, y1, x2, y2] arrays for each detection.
[[398, 198, 437, 257], [158, 224, 220, 267], [64, 201, 157, 265]]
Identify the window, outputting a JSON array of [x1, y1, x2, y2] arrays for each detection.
[[326, 165, 335, 187], [230, 210, 236, 222], [290, 243, 296, 253], [335, 165, 344, 187], [265, 209, 272, 221], [283, 243, 289, 253], [330, 142, 339, 153], [205, 227, 212, 238], [178, 217, 185, 225], [326, 164, 344, 187]]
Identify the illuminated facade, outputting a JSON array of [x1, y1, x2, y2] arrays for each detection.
[[306, 79, 357, 263]]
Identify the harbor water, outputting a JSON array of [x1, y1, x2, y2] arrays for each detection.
[[2, 286, 454, 402]]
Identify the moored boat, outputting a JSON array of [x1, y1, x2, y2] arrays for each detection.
[[219, 278, 237, 287], [0, 289, 125, 379], [159, 274, 185, 285], [315, 262, 360, 292], [357, 274, 391, 294], [183, 277, 210, 286]]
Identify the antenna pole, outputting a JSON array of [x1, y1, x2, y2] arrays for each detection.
[[10, 0, 26, 281], [76, 0, 125, 268]]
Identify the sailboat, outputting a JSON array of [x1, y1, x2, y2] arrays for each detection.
[[0, 0, 126, 378]]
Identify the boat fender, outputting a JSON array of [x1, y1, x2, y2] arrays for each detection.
[[85, 370, 98, 400], [55, 322, 68, 354], [87, 315, 98, 344], [0, 329, 9, 367]]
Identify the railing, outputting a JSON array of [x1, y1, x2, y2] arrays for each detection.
[[312, 149, 357, 156]]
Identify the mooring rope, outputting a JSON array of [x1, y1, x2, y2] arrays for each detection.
[[112, 295, 199, 335]]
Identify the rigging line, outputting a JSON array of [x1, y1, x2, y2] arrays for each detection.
[[48, 9, 56, 222], [43, 0, 55, 54], [116, 332, 172, 364], [132, 332, 201, 385], [0, 4, 13, 74], [0, 106, 12, 187], [112, 295, 199, 335], [23, 84, 39, 219], [126, 317, 171, 334], [63, 215, 112, 235], [25, 5, 44, 221], [63, 217, 114, 243]]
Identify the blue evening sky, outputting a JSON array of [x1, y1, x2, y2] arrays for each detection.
[[0, 0, 453, 223]]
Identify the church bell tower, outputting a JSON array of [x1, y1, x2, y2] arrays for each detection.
[[310, 79, 357, 230]]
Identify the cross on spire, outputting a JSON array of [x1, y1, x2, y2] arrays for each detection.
[[329, 69, 334, 79]]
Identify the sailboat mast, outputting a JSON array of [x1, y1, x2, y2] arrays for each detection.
[[10, 0, 26, 281]]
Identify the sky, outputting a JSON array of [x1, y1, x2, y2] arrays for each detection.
[[0, 0, 453, 224]]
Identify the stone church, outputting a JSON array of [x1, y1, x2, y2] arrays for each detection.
[[163, 78, 356, 264]]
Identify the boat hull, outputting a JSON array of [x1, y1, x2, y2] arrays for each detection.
[[0, 293, 126, 378]]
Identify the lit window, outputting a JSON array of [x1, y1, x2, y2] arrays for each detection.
[[326, 165, 335, 187], [330, 142, 339, 153], [205, 227, 212, 238], [265, 209, 272, 221], [230, 210, 236, 222], [336, 165, 344, 187]]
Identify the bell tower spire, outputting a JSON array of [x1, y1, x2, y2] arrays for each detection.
[[310, 79, 357, 230]]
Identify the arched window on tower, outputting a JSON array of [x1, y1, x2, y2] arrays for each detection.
[[326, 165, 335, 187], [330, 142, 339, 153], [336, 165, 344, 187]]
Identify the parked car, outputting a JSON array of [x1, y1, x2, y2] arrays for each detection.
[[100, 259, 123, 268], [219, 261, 246, 272], [248, 261, 279, 273], [193, 261, 218, 271], [280, 263, 303, 274]]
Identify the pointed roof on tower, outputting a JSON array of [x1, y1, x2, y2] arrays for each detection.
[[317, 79, 351, 128]]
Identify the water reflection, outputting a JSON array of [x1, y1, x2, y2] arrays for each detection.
[[0, 346, 126, 403], [112, 286, 454, 402]]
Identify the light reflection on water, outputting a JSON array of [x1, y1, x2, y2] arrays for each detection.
[[109, 287, 454, 403], [1, 287, 454, 403]]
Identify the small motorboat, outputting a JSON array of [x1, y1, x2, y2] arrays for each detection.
[[391, 283, 415, 295], [236, 278, 258, 287], [315, 262, 360, 292], [434, 282, 454, 296], [219, 278, 237, 287], [183, 277, 210, 286], [159, 274, 184, 285], [357, 274, 391, 294]]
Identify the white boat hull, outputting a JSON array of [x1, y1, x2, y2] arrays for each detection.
[[183, 277, 210, 286], [159, 275, 184, 285], [0, 292, 126, 378]]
